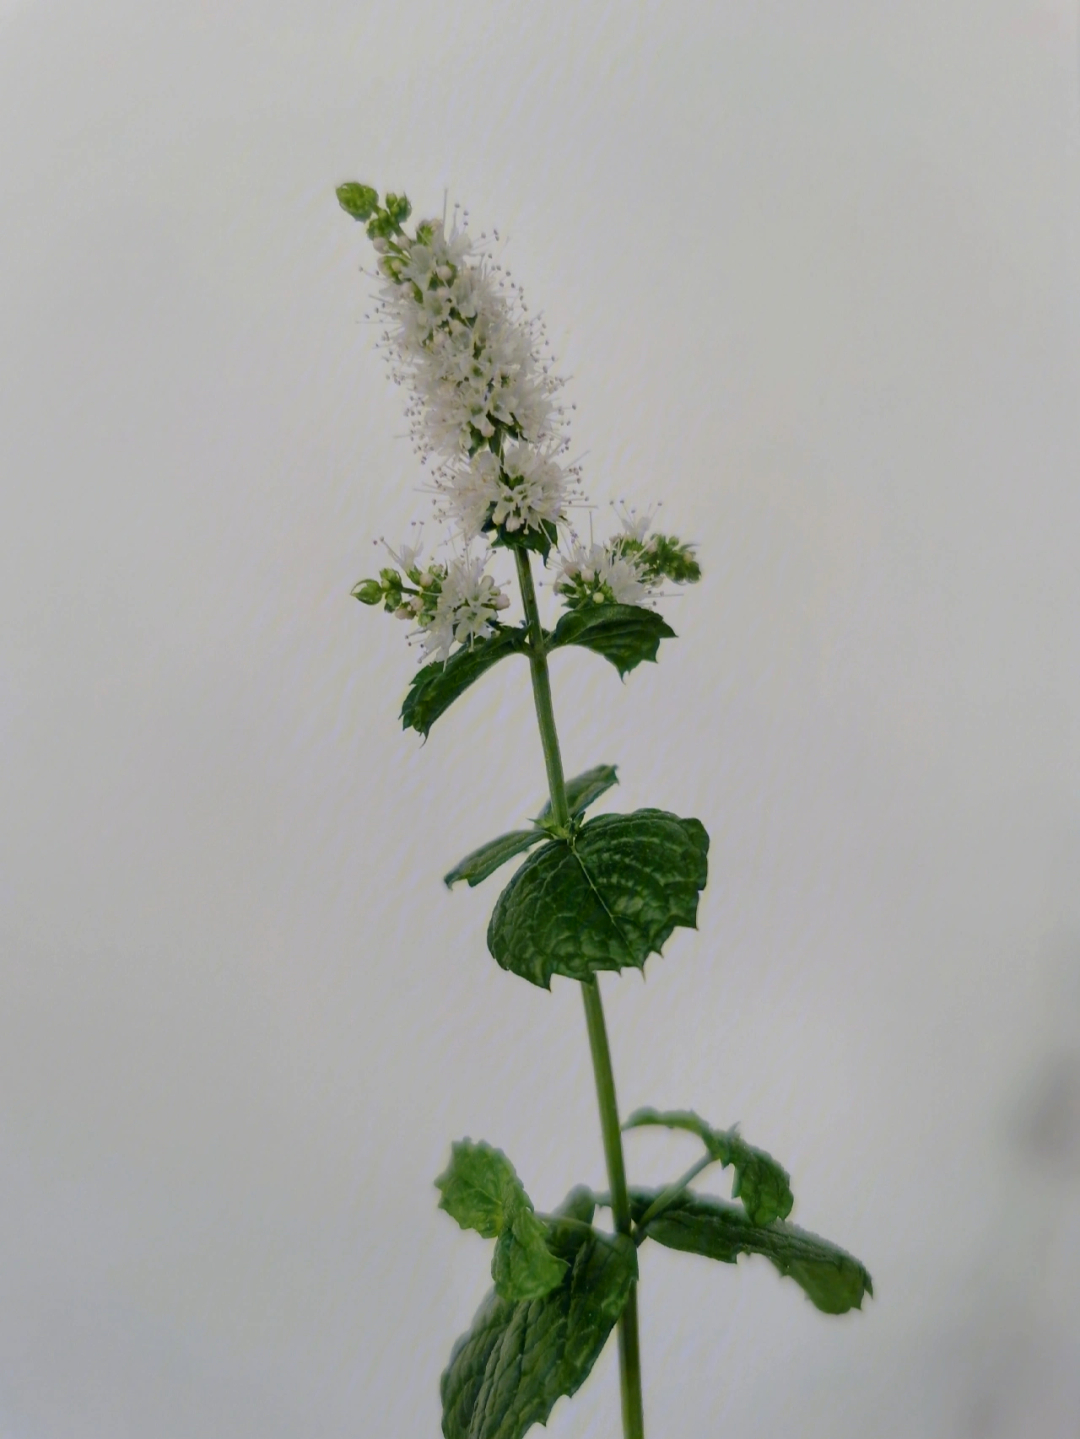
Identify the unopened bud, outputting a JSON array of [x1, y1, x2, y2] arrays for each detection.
[[352, 578, 384, 606]]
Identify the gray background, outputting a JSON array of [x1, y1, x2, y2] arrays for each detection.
[[2, 2, 1079, 1435]]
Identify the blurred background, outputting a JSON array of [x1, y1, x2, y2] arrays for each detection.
[[2, 2, 1079, 1435]]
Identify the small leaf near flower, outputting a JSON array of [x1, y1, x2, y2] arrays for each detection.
[[549, 604, 675, 678], [401, 627, 528, 737], [623, 1108, 793, 1226], [488, 809, 709, 988]]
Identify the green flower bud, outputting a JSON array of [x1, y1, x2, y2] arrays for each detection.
[[352, 578, 385, 605], [336, 182, 379, 221]]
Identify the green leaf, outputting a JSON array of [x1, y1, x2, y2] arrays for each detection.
[[624, 1108, 793, 1226], [490, 517, 559, 561], [444, 831, 547, 889], [488, 809, 709, 988], [549, 604, 676, 677], [435, 1141, 568, 1303], [492, 1208, 569, 1303], [627, 1187, 872, 1316], [535, 764, 619, 829], [336, 182, 379, 221], [401, 628, 528, 738], [441, 1215, 637, 1439], [436, 1140, 522, 1239]]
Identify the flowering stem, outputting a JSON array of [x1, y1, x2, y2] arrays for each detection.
[[514, 549, 570, 832], [512, 546, 646, 1439]]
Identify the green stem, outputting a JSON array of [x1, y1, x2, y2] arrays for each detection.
[[582, 979, 645, 1439], [514, 549, 570, 831], [513, 545, 645, 1439], [633, 1153, 715, 1239]]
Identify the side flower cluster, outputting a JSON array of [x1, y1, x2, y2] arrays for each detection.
[[554, 521, 701, 612], [354, 545, 510, 663]]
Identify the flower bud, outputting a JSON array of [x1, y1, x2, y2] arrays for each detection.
[[352, 578, 384, 606]]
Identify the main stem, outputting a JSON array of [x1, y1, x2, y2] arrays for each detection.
[[513, 548, 646, 1439]]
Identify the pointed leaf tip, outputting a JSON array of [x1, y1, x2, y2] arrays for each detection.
[[549, 604, 676, 677]]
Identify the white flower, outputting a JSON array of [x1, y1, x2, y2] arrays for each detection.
[[371, 210, 577, 545], [417, 551, 508, 663], [555, 538, 651, 608], [494, 443, 568, 533]]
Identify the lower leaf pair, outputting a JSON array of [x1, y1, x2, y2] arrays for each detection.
[[437, 1131, 872, 1439]]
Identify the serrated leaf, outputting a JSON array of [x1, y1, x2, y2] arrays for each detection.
[[549, 604, 676, 677], [436, 1140, 521, 1239], [435, 1142, 568, 1303], [441, 1217, 638, 1439], [624, 1108, 793, 1225], [628, 1187, 872, 1316], [487, 810, 709, 988], [444, 831, 547, 889], [401, 628, 528, 738], [535, 764, 619, 828]]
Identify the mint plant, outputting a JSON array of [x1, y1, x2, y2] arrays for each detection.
[[337, 182, 872, 1439]]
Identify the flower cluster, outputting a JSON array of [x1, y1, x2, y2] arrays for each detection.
[[339, 184, 576, 552], [554, 517, 701, 611], [340, 185, 700, 667], [353, 543, 510, 663]]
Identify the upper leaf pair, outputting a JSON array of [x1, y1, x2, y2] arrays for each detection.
[[400, 604, 675, 738]]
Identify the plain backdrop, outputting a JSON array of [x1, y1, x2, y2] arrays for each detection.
[[2, 2, 1079, 1436]]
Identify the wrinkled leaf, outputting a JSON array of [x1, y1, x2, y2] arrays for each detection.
[[488, 810, 709, 988], [492, 1208, 569, 1303], [444, 831, 547, 889], [401, 628, 528, 738], [535, 764, 619, 829], [549, 604, 675, 677], [441, 1217, 637, 1439], [435, 1142, 568, 1302], [624, 1108, 793, 1226], [627, 1187, 872, 1316], [436, 1141, 522, 1239]]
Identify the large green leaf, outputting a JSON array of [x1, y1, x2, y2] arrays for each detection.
[[627, 1188, 872, 1316], [624, 1108, 793, 1226], [487, 809, 709, 988], [535, 764, 619, 829], [441, 1215, 637, 1439], [401, 628, 528, 738], [435, 1141, 567, 1303], [548, 605, 676, 677], [444, 831, 547, 889]]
